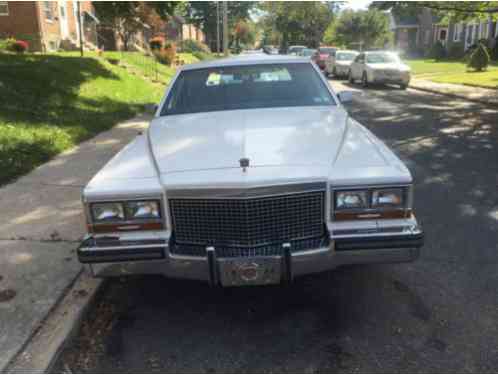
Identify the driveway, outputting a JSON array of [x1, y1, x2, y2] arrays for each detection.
[[54, 81, 498, 373]]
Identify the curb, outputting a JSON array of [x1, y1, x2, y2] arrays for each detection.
[[5, 269, 103, 373], [409, 84, 498, 107]]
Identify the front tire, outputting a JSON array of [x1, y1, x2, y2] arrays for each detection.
[[399, 83, 408, 90], [362, 71, 369, 87], [348, 70, 355, 84]]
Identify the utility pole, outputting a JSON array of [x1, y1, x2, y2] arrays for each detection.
[[216, 2, 220, 54], [77, 1, 84, 57], [222, 1, 228, 56]]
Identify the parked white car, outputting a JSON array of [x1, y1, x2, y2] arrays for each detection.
[[348, 51, 411, 89], [325, 50, 359, 78], [78, 54, 423, 286]]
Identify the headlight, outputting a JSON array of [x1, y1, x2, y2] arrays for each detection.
[[126, 200, 160, 219], [371, 188, 404, 208], [335, 190, 369, 210], [91, 202, 125, 222]]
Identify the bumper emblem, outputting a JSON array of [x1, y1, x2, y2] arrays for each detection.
[[239, 157, 250, 172]]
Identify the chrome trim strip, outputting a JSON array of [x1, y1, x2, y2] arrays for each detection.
[[166, 182, 327, 199], [80, 243, 168, 252]]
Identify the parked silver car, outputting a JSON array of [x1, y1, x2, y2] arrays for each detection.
[[348, 51, 411, 89], [325, 50, 359, 78]]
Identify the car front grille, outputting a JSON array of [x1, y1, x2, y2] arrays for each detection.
[[169, 191, 325, 255]]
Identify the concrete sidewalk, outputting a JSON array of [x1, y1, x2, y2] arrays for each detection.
[[0, 114, 151, 372], [410, 78, 498, 106]]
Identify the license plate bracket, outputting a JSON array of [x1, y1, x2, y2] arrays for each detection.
[[218, 256, 282, 286]]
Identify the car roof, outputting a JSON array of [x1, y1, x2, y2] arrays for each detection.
[[180, 54, 311, 71]]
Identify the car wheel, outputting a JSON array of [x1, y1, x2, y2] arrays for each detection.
[[399, 83, 408, 90], [332, 67, 337, 78], [348, 70, 354, 84], [362, 72, 369, 87]]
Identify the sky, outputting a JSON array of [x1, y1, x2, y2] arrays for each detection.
[[342, 0, 372, 10]]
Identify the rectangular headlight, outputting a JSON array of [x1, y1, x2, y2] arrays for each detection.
[[371, 188, 404, 208], [335, 190, 369, 210], [125, 200, 161, 219], [91, 202, 125, 222]]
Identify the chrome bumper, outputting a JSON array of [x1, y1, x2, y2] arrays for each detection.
[[78, 228, 423, 284]]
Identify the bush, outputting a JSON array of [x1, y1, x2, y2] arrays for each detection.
[[468, 42, 490, 71], [429, 41, 446, 60], [149, 36, 164, 51], [177, 39, 210, 54], [8, 40, 29, 53], [154, 42, 177, 65], [0, 38, 15, 52], [447, 42, 465, 60]]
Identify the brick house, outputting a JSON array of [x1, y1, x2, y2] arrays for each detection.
[[0, 1, 98, 52], [391, 8, 497, 56]]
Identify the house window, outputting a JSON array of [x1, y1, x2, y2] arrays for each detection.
[[439, 29, 447, 41], [453, 23, 461, 42], [43, 1, 54, 21], [0, 2, 8, 16]]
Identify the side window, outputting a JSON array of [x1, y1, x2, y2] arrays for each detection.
[[355, 54, 364, 63]]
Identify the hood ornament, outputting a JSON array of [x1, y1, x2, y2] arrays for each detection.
[[239, 157, 250, 172]]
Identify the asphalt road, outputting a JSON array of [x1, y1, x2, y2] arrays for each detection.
[[54, 80, 498, 373]]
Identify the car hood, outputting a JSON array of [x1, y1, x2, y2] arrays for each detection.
[[148, 106, 348, 174], [336, 61, 353, 66]]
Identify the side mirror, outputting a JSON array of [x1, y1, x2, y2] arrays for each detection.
[[337, 90, 353, 104]]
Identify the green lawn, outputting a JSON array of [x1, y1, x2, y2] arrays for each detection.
[[406, 59, 498, 88], [0, 52, 170, 185]]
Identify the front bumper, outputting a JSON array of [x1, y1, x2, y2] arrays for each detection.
[[78, 225, 423, 285], [371, 74, 410, 85]]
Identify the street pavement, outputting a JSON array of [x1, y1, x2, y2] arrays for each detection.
[[53, 80, 498, 373]]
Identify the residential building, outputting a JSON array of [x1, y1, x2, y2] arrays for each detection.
[[0, 1, 98, 52], [390, 8, 497, 56]]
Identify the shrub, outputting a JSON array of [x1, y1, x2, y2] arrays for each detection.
[[154, 42, 177, 65], [429, 41, 446, 60], [0, 38, 15, 52], [9, 40, 29, 53], [468, 42, 490, 71], [149, 36, 164, 51], [491, 37, 498, 61], [447, 42, 465, 60], [177, 39, 210, 54]]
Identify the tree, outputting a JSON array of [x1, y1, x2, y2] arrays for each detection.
[[93, 2, 178, 50], [259, 2, 334, 51], [325, 9, 391, 50], [372, 2, 498, 22], [232, 20, 257, 52], [183, 2, 256, 52]]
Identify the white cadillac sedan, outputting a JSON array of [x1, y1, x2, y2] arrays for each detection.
[[348, 51, 411, 89], [78, 54, 423, 286]]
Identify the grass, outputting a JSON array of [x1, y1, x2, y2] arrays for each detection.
[[406, 58, 498, 88], [0, 52, 169, 185]]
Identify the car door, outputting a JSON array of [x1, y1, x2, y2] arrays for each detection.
[[351, 53, 364, 79]]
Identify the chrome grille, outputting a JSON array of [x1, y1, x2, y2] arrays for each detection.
[[169, 191, 325, 249]]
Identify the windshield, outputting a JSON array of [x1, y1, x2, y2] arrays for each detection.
[[161, 63, 335, 116], [319, 48, 336, 55], [301, 49, 316, 56], [366, 52, 400, 64], [336, 52, 358, 61]]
